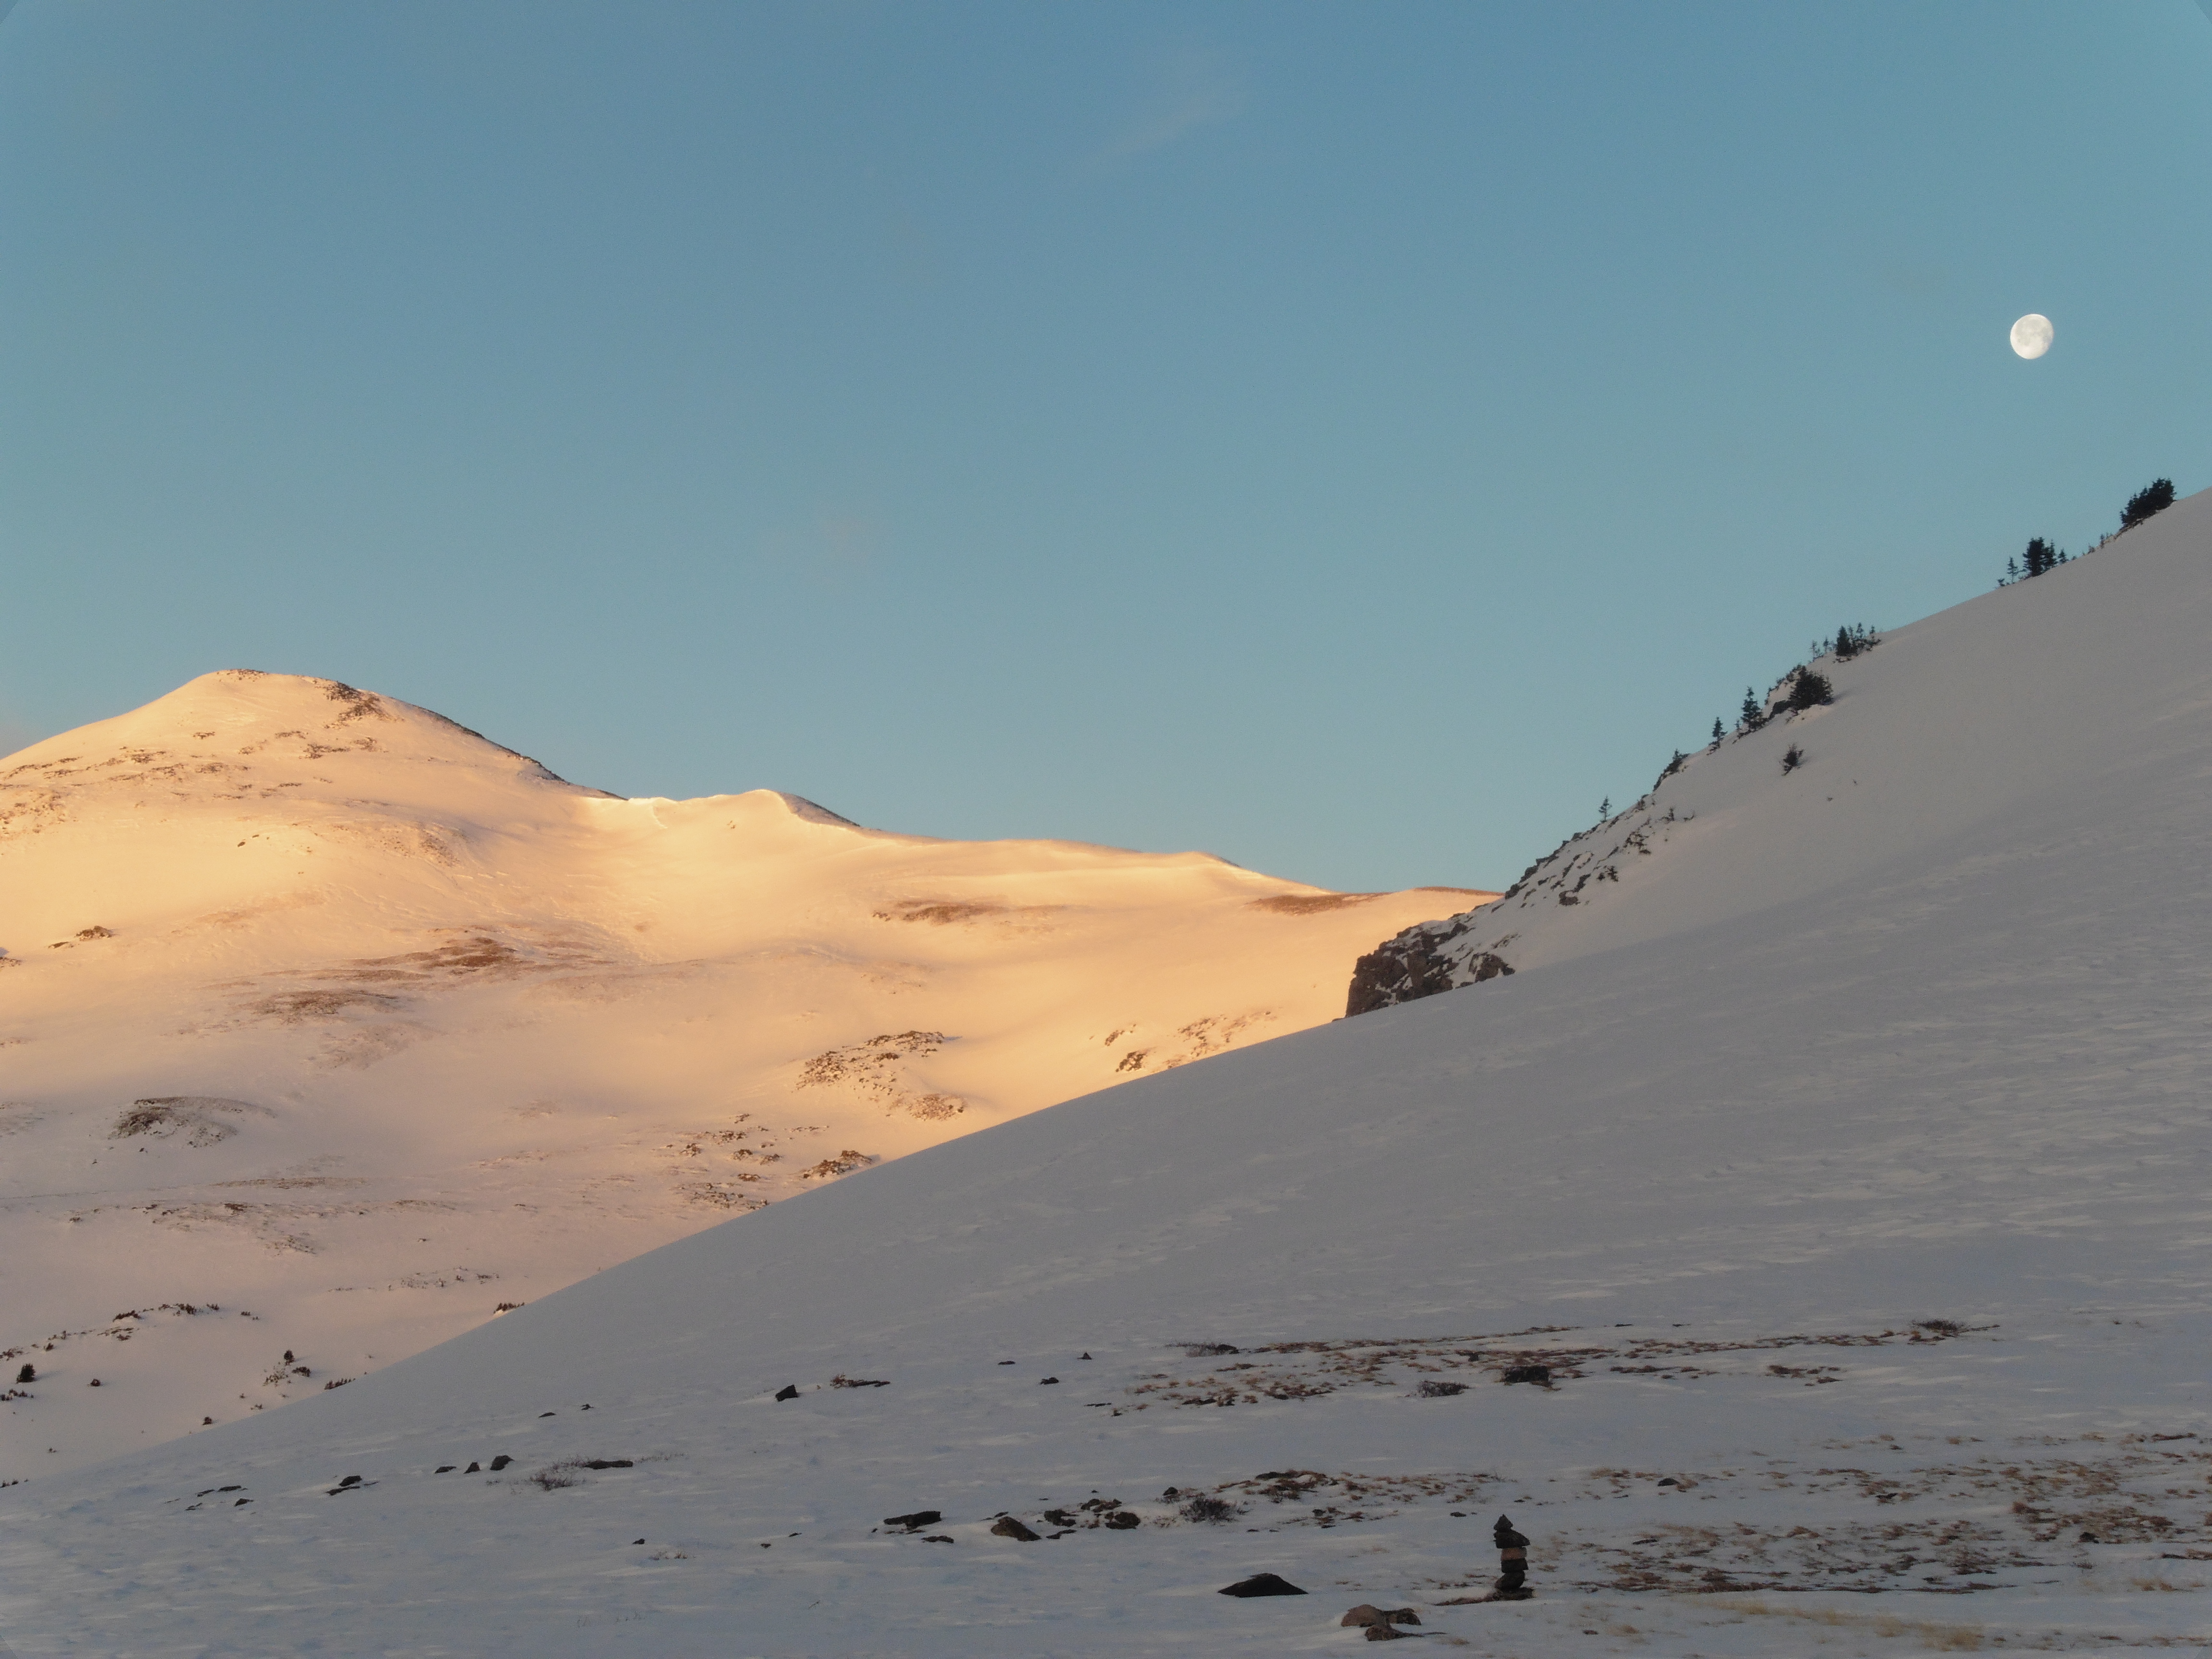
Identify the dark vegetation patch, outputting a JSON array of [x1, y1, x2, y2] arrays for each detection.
[[309, 932, 607, 986], [110, 1097, 268, 1146], [1127, 1322, 1990, 1410], [1249, 892, 1385, 915], [246, 990, 410, 1024], [870, 899, 1059, 926]]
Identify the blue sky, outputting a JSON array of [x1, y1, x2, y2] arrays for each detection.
[[3, 1, 2209, 892]]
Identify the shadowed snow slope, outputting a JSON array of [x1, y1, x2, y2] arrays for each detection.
[[0, 671, 1481, 1476], [1346, 493, 2212, 1008], [5, 495, 2212, 1656]]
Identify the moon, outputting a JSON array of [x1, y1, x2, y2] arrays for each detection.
[[2010, 313, 2054, 360]]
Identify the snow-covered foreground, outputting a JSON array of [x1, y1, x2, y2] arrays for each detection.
[[7, 493, 2212, 1656], [0, 674, 1479, 1476]]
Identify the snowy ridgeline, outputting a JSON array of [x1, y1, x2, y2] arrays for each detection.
[[1345, 668, 1834, 1014], [1346, 495, 2208, 1016], [3, 492, 2212, 1655]]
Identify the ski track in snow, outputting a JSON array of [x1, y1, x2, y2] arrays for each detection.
[[8, 497, 2212, 1652]]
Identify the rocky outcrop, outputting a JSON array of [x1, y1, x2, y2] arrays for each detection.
[[1345, 927, 1511, 1017]]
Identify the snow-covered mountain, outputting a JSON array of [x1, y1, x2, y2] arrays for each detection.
[[7, 490, 2212, 1658], [0, 671, 1483, 1475]]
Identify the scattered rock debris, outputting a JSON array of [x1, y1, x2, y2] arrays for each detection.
[[799, 1150, 878, 1181], [797, 1032, 965, 1120], [1342, 1603, 1422, 1628]]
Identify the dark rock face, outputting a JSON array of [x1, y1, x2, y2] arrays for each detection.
[[1346, 925, 1511, 1017], [1219, 1572, 1306, 1597]]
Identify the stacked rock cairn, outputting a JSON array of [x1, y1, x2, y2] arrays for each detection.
[[1492, 1514, 1531, 1599]]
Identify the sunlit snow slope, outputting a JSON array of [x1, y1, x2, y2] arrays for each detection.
[[0, 672, 1482, 1475], [6, 493, 2212, 1657]]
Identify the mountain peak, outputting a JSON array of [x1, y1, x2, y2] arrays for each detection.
[[2, 669, 615, 807]]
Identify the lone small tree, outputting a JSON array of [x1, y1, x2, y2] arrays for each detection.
[[1780, 744, 1805, 774], [2121, 478, 2176, 531], [1710, 717, 1725, 744], [1739, 686, 1766, 731], [14, 1363, 33, 1384]]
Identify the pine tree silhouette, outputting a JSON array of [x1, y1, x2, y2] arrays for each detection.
[[2122, 479, 2176, 530], [1786, 670, 1832, 712], [1739, 687, 1766, 731]]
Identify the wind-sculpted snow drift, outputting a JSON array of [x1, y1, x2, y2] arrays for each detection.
[[6, 493, 2212, 1656], [0, 671, 1482, 1474]]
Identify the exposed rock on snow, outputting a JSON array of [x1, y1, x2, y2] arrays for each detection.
[[1345, 942, 1510, 1017], [1218, 1572, 1305, 1597], [1342, 1601, 1422, 1628]]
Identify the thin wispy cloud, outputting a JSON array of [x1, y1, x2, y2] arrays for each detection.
[[1100, 47, 1244, 162]]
